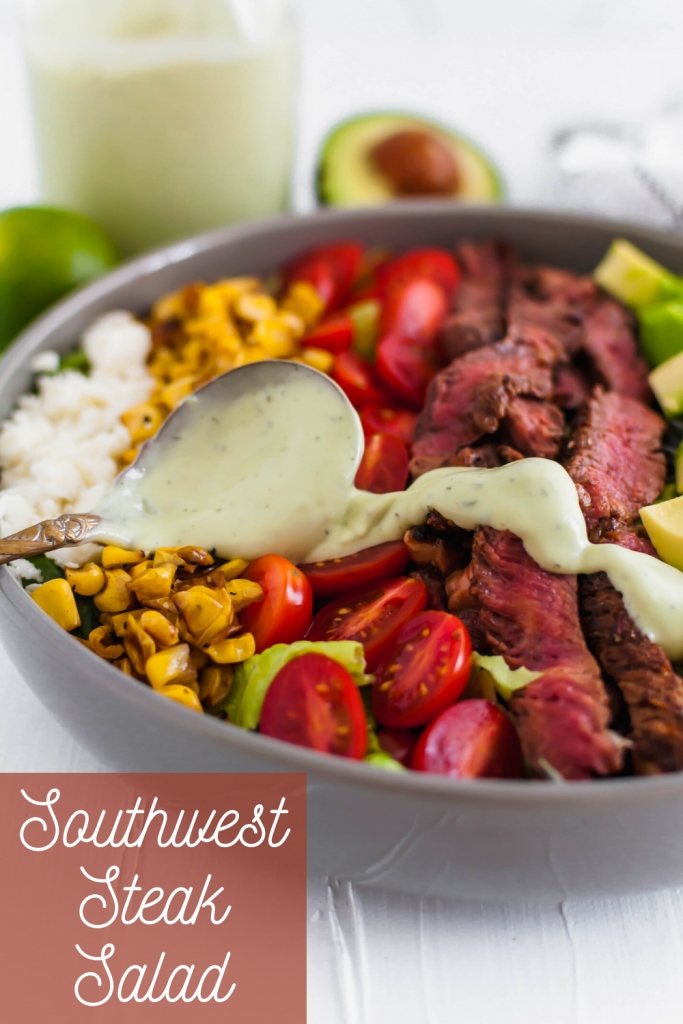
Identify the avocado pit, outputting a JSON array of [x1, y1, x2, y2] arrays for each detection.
[[370, 129, 460, 197]]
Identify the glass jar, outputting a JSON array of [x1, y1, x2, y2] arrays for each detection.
[[22, 0, 297, 254]]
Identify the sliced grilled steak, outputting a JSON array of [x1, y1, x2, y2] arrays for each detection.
[[564, 387, 665, 537], [438, 240, 510, 361], [563, 389, 683, 772], [410, 332, 562, 477], [507, 265, 594, 354], [581, 571, 683, 773], [553, 364, 591, 411], [500, 396, 565, 459], [582, 296, 651, 403], [450, 527, 623, 779]]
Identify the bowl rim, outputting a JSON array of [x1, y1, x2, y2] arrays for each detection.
[[4, 199, 683, 805]]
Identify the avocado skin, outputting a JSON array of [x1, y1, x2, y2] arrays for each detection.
[[316, 110, 504, 208]]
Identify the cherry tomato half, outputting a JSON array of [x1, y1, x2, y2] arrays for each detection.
[[377, 727, 418, 767], [377, 247, 461, 298], [299, 540, 410, 598], [376, 334, 437, 409], [305, 576, 428, 671], [380, 278, 449, 344], [240, 554, 313, 653], [260, 652, 367, 758], [302, 313, 354, 354], [333, 350, 386, 408], [360, 405, 417, 445], [285, 241, 364, 312], [411, 700, 524, 779], [373, 611, 472, 728], [355, 433, 409, 493]]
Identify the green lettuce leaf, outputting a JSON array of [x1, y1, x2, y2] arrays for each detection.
[[364, 751, 406, 772], [229, 640, 369, 730], [470, 652, 541, 702]]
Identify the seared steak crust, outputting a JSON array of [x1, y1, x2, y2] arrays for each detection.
[[438, 240, 510, 361], [452, 528, 623, 779], [410, 333, 562, 477], [581, 572, 683, 773], [564, 388, 665, 536]]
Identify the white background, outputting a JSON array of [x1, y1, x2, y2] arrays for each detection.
[[3, 1, 683, 1021]]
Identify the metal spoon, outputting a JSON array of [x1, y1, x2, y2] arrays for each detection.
[[0, 360, 363, 566]]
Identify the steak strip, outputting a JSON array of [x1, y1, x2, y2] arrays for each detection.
[[438, 240, 510, 361], [448, 527, 624, 779], [410, 332, 562, 477], [563, 389, 683, 772]]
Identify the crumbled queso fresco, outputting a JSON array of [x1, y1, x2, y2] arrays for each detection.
[[0, 312, 154, 571]]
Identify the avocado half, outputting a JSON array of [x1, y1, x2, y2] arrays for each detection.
[[316, 111, 504, 208]]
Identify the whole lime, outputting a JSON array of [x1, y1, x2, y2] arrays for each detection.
[[0, 206, 119, 351]]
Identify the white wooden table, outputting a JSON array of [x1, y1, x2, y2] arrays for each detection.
[[3, 1, 683, 1020]]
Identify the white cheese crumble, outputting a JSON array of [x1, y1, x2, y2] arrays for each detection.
[[0, 311, 155, 567]]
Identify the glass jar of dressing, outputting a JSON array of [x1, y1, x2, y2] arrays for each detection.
[[22, 0, 297, 254]]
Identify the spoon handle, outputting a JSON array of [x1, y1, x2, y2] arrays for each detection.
[[0, 513, 101, 565]]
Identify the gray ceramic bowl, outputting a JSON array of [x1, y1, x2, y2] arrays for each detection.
[[3, 203, 683, 903]]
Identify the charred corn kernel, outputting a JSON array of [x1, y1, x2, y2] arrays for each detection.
[[173, 586, 232, 639], [232, 343, 267, 366], [281, 281, 325, 330], [297, 347, 335, 374], [225, 579, 263, 612], [277, 310, 306, 340], [177, 546, 214, 566], [31, 578, 81, 631], [205, 633, 256, 664], [128, 563, 177, 602], [216, 275, 261, 297], [152, 289, 187, 322], [66, 562, 105, 597], [113, 656, 135, 676], [249, 318, 298, 358], [190, 647, 210, 672], [159, 375, 201, 411], [93, 569, 133, 614], [101, 546, 146, 570], [139, 610, 179, 648], [121, 402, 165, 446], [119, 448, 138, 466], [129, 559, 153, 580], [89, 625, 124, 661], [159, 684, 203, 712], [146, 643, 198, 691], [235, 292, 277, 323], [217, 558, 250, 581], [124, 614, 157, 675], [194, 607, 234, 648], [199, 664, 234, 708], [110, 608, 145, 637]]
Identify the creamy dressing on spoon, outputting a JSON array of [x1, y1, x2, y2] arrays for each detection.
[[92, 363, 683, 660]]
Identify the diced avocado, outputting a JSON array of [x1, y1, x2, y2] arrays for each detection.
[[316, 112, 503, 208], [649, 349, 683, 416], [594, 239, 683, 310], [364, 751, 406, 772], [641, 302, 683, 368], [640, 495, 683, 572]]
